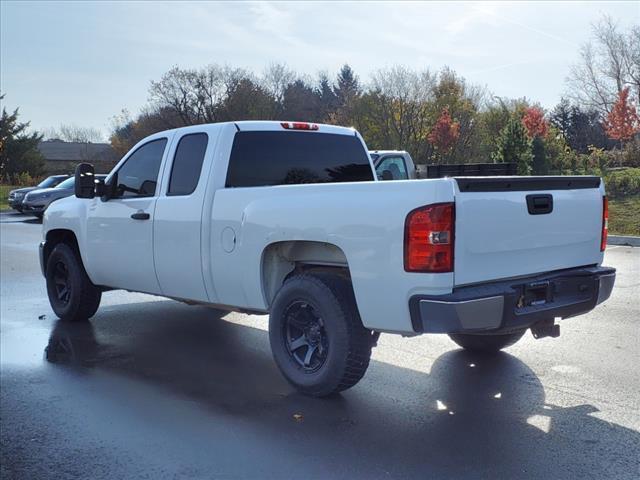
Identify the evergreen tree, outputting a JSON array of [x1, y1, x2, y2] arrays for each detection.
[[531, 136, 549, 174], [492, 117, 533, 175], [550, 99, 613, 152], [282, 80, 322, 122], [0, 94, 45, 181], [333, 64, 360, 107], [317, 73, 337, 122]]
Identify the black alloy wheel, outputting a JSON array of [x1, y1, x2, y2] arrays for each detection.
[[52, 261, 72, 305], [283, 301, 329, 373]]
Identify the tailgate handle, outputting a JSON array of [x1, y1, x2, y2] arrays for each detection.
[[526, 194, 553, 215]]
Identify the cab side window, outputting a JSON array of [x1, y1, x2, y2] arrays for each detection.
[[114, 138, 167, 198], [167, 133, 208, 196], [376, 156, 408, 180]]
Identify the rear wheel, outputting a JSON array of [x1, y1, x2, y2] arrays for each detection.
[[269, 273, 374, 397], [448, 330, 526, 353], [46, 243, 101, 322]]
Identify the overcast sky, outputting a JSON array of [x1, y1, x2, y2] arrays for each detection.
[[1, 1, 638, 140]]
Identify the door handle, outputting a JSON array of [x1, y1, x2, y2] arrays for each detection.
[[526, 194, 553, 215], [131, 211, 150, 220]]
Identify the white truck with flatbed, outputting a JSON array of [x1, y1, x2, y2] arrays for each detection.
[[40, 121, 615, 396]]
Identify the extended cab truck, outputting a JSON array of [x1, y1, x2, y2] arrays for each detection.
[[40, 121, 616, 397]]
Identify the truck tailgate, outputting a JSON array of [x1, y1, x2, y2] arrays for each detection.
[[453, 177, 604, 286]]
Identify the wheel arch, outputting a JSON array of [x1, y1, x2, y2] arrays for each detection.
[[43, 229, 80, 275], [260, 240, 351, 307]]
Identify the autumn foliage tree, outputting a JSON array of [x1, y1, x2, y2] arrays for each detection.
[[428, 107, 460, 154], [522, 107, 548, 138], [603, 87, 640, 143]]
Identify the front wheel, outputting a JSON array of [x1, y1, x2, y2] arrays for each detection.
[[448, 330, 526, 353], [269, 273, 374, 397], [46, 243, 102, 322]]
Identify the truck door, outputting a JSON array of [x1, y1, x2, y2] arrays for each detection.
[[153, 130, 215, 302], [85, 135, 170, 293]]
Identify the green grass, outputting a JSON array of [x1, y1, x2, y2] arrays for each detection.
[[609, 195, 640, 237], [0, 185, 19, 210]]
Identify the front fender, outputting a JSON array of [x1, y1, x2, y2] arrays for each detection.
[[42, 196, 93, 280]]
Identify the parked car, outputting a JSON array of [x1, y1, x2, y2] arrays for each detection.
[[7, 175, 69, 212], [369, 150, 417, 180], [22, 174, 106, 218], [40, 121, 615, 397]]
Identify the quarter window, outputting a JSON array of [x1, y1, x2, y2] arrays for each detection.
[[113, 138, 167, 198], [168, 133, 208, 196]]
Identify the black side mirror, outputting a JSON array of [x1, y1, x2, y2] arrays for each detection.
[[75, 163, 96, 199], [139, 180, 157, 196], [95, 178, 106, 197], [99, 172, 118, 201]]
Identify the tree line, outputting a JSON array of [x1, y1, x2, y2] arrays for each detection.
[[1, 14, 638, 182], [109, 16, 638, 175]]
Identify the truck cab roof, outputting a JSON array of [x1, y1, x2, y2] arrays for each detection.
[[155, 121, 358, 138]]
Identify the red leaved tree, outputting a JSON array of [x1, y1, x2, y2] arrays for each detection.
[[603, 87, 640, 143], [522, 106, 548, 138], [428, 107, 460, 152]]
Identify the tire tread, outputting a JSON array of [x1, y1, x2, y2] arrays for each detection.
[[271, 272, 373, 396], [46, 243, 101, 322]]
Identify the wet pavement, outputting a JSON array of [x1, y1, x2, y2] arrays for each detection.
[[1, 210, 639, 479]]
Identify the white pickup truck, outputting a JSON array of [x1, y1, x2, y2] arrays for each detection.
[[40, 121, 615, 396]]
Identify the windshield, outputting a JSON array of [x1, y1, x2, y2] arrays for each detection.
[[37, 176, 64, 188], [55, 177, 75, 189]]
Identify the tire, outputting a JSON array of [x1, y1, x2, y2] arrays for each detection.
[[448, 329, 526, 353], [35, 213, 43, 220], [15, 207, 23, 213], [269, 273, 373, 397], [46, 243, 102, 322]]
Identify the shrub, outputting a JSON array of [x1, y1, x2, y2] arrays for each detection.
[[12, 172, 34, 186], [604, 168, 640, 197], [620, 138, 640, 167]]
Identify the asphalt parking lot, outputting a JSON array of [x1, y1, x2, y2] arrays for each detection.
[[1, 210, 639, 479]]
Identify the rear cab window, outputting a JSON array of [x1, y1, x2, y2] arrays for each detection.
[[226, 131, 374, 187]]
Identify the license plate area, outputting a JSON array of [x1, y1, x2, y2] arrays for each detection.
[[522, 281, 552, 307]]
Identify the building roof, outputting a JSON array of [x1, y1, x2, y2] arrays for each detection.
[[38, 140, 118, 162]]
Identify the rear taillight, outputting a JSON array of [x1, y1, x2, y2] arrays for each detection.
[[280, 122, 319, 131], [601, 196, 608, 251], [404, 202, 454, 273]]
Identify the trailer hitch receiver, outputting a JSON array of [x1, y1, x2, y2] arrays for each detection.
[[531, 318, 560, 339]]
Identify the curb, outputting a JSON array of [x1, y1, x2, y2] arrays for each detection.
[[608, 235, 640, 247]]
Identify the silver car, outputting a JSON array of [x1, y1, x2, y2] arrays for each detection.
[[7, 175, 69, 212], [22, 175, 106, 218]]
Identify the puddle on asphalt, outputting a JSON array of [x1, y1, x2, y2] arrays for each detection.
[[44, 320, 105, 366]]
